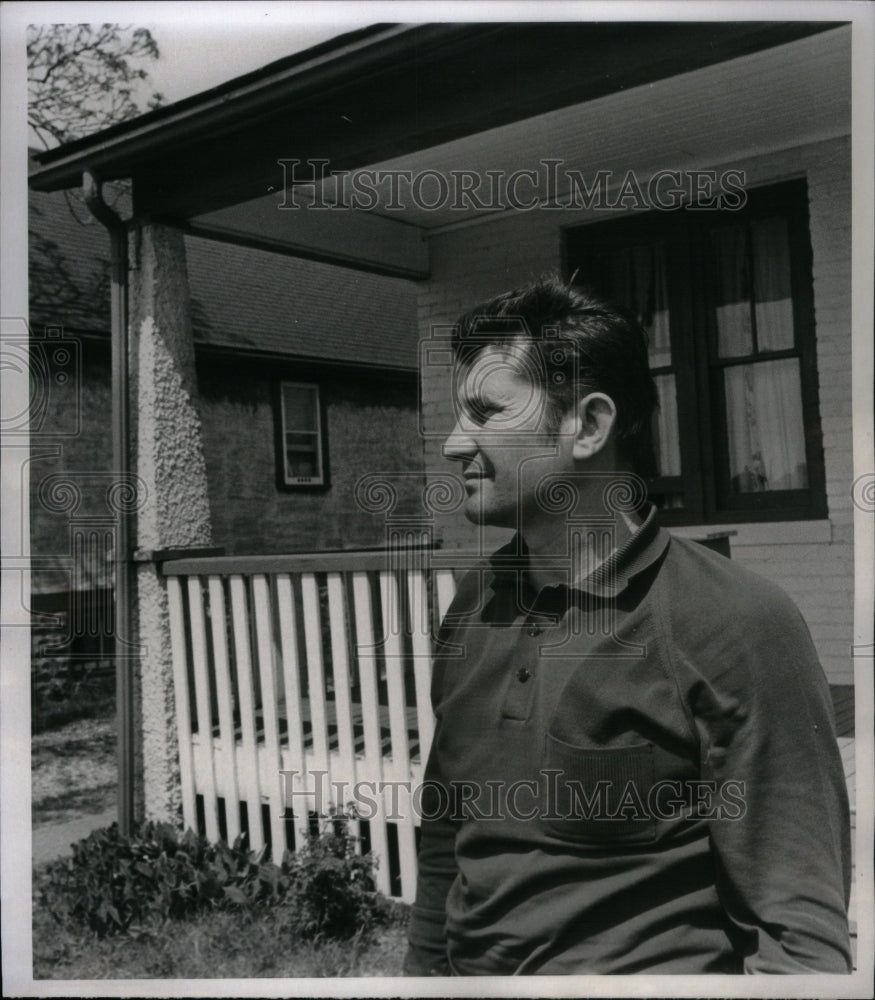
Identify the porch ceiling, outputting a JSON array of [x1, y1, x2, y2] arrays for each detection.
[[195, 24, 851, 243], [29, 20, 848, 277]]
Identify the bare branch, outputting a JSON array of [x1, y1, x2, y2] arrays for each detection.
[[27, 23, 164, 147]]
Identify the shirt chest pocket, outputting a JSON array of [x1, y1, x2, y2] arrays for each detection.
[[541, 733, 658, 845]]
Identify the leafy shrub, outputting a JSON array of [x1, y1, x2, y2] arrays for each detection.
[[283, 807, 381, 940], [36, 809, 385, 941]]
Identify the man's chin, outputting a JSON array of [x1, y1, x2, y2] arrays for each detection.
[[463, 498, 514, 528], [462, 500, 483, 525]]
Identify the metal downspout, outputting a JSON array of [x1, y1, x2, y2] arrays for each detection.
[[82, 172, 134, 837]]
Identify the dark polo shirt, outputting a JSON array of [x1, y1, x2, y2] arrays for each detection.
[[406, 507, 851, 975]]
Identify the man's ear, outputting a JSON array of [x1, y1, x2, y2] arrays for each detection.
[[571, 392, 618, 461]]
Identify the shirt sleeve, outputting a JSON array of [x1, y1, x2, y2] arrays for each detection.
[[404, 710, 458, 975], [404, 581, 471, 977], [675, 586, 852, 973]]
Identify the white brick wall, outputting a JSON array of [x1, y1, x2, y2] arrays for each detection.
[[418, 135, 854, 684]]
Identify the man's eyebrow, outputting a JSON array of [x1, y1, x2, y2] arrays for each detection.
[[459, 389, 500, 414]]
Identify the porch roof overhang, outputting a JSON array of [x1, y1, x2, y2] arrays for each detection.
[[29, 20, 846, 278]]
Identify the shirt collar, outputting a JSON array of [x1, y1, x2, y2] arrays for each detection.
[[488, 503, 670, 600]]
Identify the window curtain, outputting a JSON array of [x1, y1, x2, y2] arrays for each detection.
[[713, 224, 753, 357], [712, 217, 806, 492], [751, 216, 795, 350], [607, 243, 672, 367], [606, 242, 677, 477], [713, 219, 794, 356], [653, 374, 681, 477], [724, 360, 808, 492]]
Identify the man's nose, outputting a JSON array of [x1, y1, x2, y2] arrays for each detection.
[[443, 420, 477, 461]]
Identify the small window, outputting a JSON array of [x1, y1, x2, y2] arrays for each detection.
[[276, 382, 328, 488]]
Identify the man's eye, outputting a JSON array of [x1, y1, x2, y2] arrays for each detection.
[[470, 404, 500, 424]]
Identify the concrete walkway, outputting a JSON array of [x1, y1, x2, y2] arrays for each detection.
[[32, 807, 117, 867]]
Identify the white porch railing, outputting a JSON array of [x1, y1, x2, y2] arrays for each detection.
[[162, 550, 459, 902]]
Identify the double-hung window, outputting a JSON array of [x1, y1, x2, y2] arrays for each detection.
[[276, 381, 328, 488], [564, 179, 826, 525]]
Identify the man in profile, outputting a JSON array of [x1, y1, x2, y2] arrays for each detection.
[[405, 277, 851, 975]]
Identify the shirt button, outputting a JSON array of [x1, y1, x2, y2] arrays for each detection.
[[526, 625, 542, 637], [517, 667, 531, 683]]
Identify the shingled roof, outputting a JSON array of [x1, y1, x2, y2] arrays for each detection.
[[28, 184, 419, 372]]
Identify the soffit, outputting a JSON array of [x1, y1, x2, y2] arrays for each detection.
[[305, 25, 853, 229], [192, 24, 851, 255]]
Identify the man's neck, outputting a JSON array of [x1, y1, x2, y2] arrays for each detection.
[[522, 508, 643, 592]]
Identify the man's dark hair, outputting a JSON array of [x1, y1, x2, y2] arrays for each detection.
[[451, 276, 659, 478]]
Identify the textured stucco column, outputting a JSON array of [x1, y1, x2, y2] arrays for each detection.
[[131, 222, 211, 824]]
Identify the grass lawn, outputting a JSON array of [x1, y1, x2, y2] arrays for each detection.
[[33, 869, 410, 979], [32, 713, 116, 825], [31, 681, 410, 980]]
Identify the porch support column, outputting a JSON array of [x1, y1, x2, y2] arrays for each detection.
[[131, 222, 212, 824]]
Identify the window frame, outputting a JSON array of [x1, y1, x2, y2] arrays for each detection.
[[563, 178, 827, 526], [274, 380, 330, 491]]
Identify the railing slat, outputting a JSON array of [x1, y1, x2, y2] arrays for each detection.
[[276, 574, 307, 835], [187, 577, 220, 842], [408, 569, 435, 763], [229, 575, 264, 851], [352, 572, 391, 895], [253, 574, 286, 859], [435, 568, 458, 623], [208, 576, 240, 843], [166, 552, 466, 902], [302, 573, 330, 791], [379, 570, 418, 901], [167, 576, 197, 833], [327, 572, 359, 844]]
